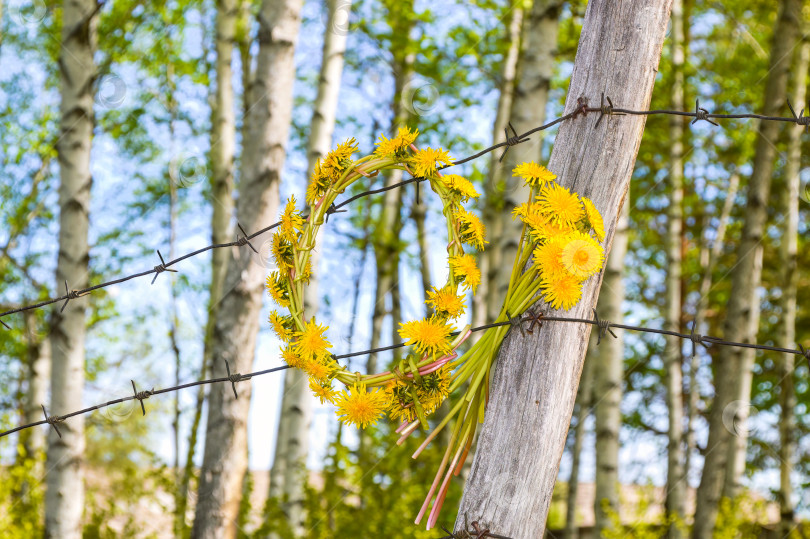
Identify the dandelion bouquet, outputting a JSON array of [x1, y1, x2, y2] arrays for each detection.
[[265, 130, 606, 528]]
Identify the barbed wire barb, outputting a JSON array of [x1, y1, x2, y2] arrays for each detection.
[[131, 380, 153, 416], [236, 222, 258, 253], [787, 98, 810, 131], [41, 404, 63, 438], [150, 250, 177, 285], [498, 121, 529, 162], [224, 359, 244, 399], [592, 308, 616, 345]]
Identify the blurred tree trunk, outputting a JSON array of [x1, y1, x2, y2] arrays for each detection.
[[475, 4, 523, 335], [21, 309, 50, 459], [693, 0, 802, 535], [686, 171, 738, 480], [269, 0, 350, 533], [44, 0, 96, 536], [486, 0, 561, 324], [564, 350, 593, 539], [192, 0, 302, 536], [593, 199, 627, 535], [663, 0, 685, 533], [778, 33, 808, 537], [455, 2, 672, 536], [180, 0, 239, 528], [367, 0, 415, 375], [413, 193, 433, 305]]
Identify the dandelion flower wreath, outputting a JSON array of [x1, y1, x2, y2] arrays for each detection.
[[264, 131, 606, 528]]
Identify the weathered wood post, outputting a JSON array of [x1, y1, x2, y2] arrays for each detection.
[[455, 1, 673, 536]]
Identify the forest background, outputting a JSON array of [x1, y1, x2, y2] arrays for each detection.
[[1, 0, 809, 537]]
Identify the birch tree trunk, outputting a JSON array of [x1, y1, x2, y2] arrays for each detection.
[[455, 2, 672, 536], [22, 309, 50, 458], [180, 0, 238, 527], [685, 172, 738, 480], [475, 4, 523, 334], [692, 0, 802, 535], [44, 0, 96, 536], [563, 349, 593, 539], [487, 0, 561, 323], [367, 0, 415, 375], [192, 0, 302, 536], [664, 0, 686, 533], [269, 1, 350, 532], [592, 198, 627, 535], [778, 34, 808, 536]]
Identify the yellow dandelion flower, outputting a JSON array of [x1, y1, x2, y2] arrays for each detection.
[[309, 377, 337, 405], [537, 183, 583, 226], [455, 208, 487, 251], [416, 366, 451, 413], [322, 138, 358, 177], [266, 272, 290, 308], [533, 236, 569, 279], [326, 138, 358, 168], [279, 196, 304, 242], [581, 197, 605, 242], [385, 379, 417, 423], [426, 286, 466, 320], [374, 126, 418, 158], [524, 211, 576, 243], [512, 202, 533, 221], [541, 273, 583, 311], [293, 318, 332, 361], [307, 160, 332, 204], [513, 161, 557, 188], [272, 232, 295, 271], [409, 147, 453, 179], [269, 310, 295, 342], [335, 384, 389, 428], [449, 254, 481, 294], [303, 356, 334, 382], [398, 317, 454, 359], [441, 174, 479, 202], [281, 345, 307, 369], [561, 232, 604, 279]]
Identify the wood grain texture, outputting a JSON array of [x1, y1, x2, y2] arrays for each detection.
[[454, 1, 672, 536]]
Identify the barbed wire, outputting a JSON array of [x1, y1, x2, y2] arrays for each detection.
[[2, 94, 809, 328], [3, 307, 808, 440]]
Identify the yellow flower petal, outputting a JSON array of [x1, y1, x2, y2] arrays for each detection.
[[398, 317, 454, 359], [335, 384, 389, 428]]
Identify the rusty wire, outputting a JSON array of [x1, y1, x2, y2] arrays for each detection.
[[2, 307, 808, 439], [2, 94, 810, 440], [3, 94, 810, 326]]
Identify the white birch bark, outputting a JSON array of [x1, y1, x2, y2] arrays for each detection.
[[685, 172, 738, 480], [475, 5, 523, 334], [563, 348, 593, 539], [593, 199, 627, 535], [778, 34, 808, 536], [269, 1, 350, 533], [44, 0, 96, 536], [179, 0, 239, 528], [487, 0, 561, 323], [664, 0, 686, 533], [192, 0, 302, 536], [692, 0, 802, 535], [455, 2, 672, 536], [22, 309, 50, 458], [367, 2, 415, 374]]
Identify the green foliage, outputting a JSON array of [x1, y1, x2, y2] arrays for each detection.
[[259, 421, 461, 538], [0, 445, 45, 538]]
